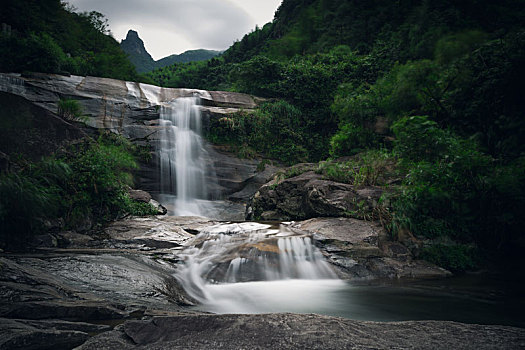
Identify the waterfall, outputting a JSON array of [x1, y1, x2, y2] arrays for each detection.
[[158, 97, 216, 216], [174, 222, 344, 314]]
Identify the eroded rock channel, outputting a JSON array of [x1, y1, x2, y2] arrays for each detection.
[[2, 216, 524, 349]]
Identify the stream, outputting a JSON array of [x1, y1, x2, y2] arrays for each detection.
[[168, 222, 525, 328]]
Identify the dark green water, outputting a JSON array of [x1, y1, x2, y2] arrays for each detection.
[[319, 274, 525, 328]]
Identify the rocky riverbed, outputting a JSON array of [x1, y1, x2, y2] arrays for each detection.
[[1, 215, 524, 349]]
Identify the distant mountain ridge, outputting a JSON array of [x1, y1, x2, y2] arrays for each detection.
[[120, 30, 221, 73]]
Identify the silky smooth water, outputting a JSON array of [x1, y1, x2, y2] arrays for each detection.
[[174, 222, 340, 312], [158, 97, 216, 216], [173, 222, 525, 328]]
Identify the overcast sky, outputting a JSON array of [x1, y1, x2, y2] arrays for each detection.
[[68, 0, 282, 60]]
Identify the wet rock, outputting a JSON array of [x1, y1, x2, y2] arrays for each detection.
[[31, 234, 58, 248], [248, 171, 382, 221], [0, 73, 261, 196], [0, 318, 89, 350], [0, 73, 258, 140], [15, 319, 111, 333], [207, 145, 260, 197], [1, 300, 128, 321], [149, 199, 167, 215], [55, 231, 94, 248], [291, 218, 451, 280], [104, 216, 203, 247], [77, 314, 525, 350]]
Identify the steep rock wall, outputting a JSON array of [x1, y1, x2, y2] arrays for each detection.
[[0, 72, 265, 198]]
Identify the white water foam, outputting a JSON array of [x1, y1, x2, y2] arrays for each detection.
[[174, 223, 344, 314], [158, 97, 217, 217]]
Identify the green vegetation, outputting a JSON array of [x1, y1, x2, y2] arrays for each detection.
[[420, 243, 479, 273], [1, 0, 524, 270], [0, 133, 156, 249], [317, 150, 395, 186], [57, 99, 86, 122], [1, 0, 138, 80], [146, 0, 525, 271], [206, 101, 308, 165]]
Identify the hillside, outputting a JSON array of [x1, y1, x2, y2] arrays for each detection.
[[120, 29, 221, 73], [0, 0, 137, 81]]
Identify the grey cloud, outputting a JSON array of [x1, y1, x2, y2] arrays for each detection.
[[71, 0, 253, 49]]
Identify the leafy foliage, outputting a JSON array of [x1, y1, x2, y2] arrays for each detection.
[[420, 243, 479, 272], [57, 99, 86, 122], [0, 134, 157, 249], [1, 0, 137, 80], [317, 150, 394, 186], [207, 101, 308, 165]]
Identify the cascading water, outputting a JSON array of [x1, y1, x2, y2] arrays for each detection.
[[158, 97, 216, 216], [174, 222, 347, 314]]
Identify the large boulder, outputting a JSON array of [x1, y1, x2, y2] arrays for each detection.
[[246, 171, 383, 221], [290, 218, 451, 280]]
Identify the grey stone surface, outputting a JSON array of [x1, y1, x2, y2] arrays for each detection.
[[77, 314, 525, 350], [0, 317, 89, 350], [290, 217, 451, 280], [0, 73, 257, 140]]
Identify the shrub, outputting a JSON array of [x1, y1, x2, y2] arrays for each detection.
[[206, 100, 309, 165], [0, 158, 70, 248], [329, 123, 379, 157], [58, 99, 86, 122], [0, 133, 157, 249], [392, 115, 449, 163], [420, 243, 479, 272], [317, 150, 394, 186]]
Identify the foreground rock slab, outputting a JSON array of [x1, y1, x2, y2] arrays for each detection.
[[77, 313, 525, 350], [0, 318, 90, 350]]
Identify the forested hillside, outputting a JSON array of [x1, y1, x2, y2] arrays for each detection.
[[0, 0, 137, 81], [148, 0, 525, 270]]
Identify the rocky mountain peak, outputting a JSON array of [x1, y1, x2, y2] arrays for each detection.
[[125, 29, 139, 40], [121, 29, 152, 59]]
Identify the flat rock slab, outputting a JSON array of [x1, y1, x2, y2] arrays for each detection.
[[292, 217, 384, 244], [77, 313, 525, 350], [104, 216, 216, 248]]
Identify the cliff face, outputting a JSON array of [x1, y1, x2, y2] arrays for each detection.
[[0, 72, 262, 197]]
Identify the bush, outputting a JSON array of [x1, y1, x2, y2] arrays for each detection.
[[0, 133, 156, 249], [420, 243, 479, 272], [329, 123, 379, 157], [0, 158, 70, 248], [317, 150, 394, 186], [392, 115, 450, 163], [58, 99, 85, 121], [207, 100, 309, 165]]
